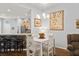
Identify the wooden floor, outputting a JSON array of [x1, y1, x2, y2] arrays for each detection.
[[0, 48, 71, 56], [54, 48, 71, 56], [0, 51, 26, 56]]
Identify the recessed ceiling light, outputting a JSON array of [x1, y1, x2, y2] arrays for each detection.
[[42, 13, 46, 19], [8, 9, 11, 12]]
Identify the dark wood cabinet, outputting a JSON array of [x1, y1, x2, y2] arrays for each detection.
[[0, 35, 26, 56]]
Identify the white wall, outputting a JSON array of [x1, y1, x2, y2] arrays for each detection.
[[1, 3, 79, 48], [14, 4, 44, 34], [45, 3, 79, 48], [0, 4, 43, 34]]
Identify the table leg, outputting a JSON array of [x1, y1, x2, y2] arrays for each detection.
[[40, 43, 42, 56]]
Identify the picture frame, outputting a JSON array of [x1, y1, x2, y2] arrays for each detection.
[[76, 19, 79, 29], [50, 10, 64, 30], [21, 18, 31, 33], [34, 18, 42, 27]]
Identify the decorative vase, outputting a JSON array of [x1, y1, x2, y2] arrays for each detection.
[[39, 32, 45, 39]]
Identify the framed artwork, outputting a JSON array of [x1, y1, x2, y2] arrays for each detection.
[[76, 20, 79, 29], [34, 18, 42, 27], [50, 10, 64, 30], [21, 18, 31, 33]]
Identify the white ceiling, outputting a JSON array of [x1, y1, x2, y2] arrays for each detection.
[[18, 3, 57, 11], [0, 3, 57, 17], [0, 3, 30, 17]]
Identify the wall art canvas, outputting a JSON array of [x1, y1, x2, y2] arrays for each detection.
[[21, 18, 31, 33], [34, 18, 42, 27], [76, 19, 79, 29], [50, 10, 64, 30]]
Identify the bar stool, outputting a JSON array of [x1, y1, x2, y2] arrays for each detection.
[[0, 36, 7, 52], [6, 39, 11, 52], [11, 37, 16, 51], [3, 38, 7, 52], [0, 39, 4, 52], [13, 40, 18, 51], [3, 36, 11, 52], [17, 39, 23, 52]]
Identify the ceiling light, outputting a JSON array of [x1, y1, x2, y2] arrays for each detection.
[[8, 9, 11, 12], [42, 13, 46, 19], [36, 14, 40, 19], [42, 13, 50, 19]]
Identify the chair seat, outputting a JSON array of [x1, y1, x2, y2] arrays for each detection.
[[73, 49, 79, 56]]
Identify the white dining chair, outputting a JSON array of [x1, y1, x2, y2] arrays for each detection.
[[27, 34, 35, 56], [48, 33, 55, 56]]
